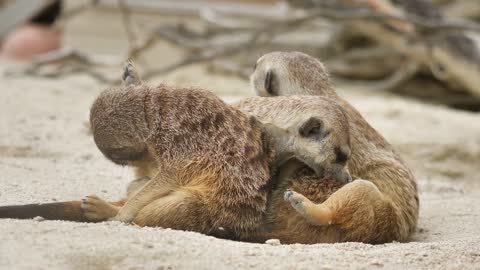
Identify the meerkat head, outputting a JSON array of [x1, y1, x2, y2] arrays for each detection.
[[262, 98, 351, 183], [293, 113, 351, 183], [251, 51, 335, 97], [90, 88, 149, 166]]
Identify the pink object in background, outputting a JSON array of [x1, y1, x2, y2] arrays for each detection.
[[0, 24, 61, 60]]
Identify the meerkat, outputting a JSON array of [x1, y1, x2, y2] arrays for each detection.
[[238, 51, 419, 243], [0, 60, 353, 243]]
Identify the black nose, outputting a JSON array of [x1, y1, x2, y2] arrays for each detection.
[[332, 168, 352, 184]]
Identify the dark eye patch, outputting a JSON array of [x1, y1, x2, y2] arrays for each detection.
[[335, 145, 350, 165], [307, 126, 320, 136]]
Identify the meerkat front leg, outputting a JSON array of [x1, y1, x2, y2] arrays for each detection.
[[126, 176, 151, 197], [81, 196, 124, 221], [109, 172, 174, 223]]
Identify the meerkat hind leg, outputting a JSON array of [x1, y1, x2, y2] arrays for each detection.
[[284, 190, 334, 225], [110, 173, 173, 223], [285, 180, 384, 227]]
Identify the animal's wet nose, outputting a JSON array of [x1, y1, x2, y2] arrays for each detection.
[[332, 167, 352, 184]]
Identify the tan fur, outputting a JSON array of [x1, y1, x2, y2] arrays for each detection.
[[239, 51, 419, 244]]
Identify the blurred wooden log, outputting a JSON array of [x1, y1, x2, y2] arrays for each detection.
[[443, 0, 480, 21], [326, 47, 403, 79], [97, 0, 288, 18], [285, 0, 480, 98], [338, 62, 419, 92]]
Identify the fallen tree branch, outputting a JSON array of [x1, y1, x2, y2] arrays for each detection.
[[358, 62, 419, 92], [292, 5, 480, 34]]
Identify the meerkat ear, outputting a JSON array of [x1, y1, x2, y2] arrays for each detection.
[[264, 69, 275, 95], [299, 117, 327, 139]]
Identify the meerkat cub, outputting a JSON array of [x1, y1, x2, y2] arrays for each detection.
[[237, 51, 419, 243]]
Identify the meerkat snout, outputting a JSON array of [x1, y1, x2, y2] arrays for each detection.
[[332, 145, 352, 183], [328, 164, 352, 184]]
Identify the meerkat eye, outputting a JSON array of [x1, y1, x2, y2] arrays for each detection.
[[264, 69, 275, 95], [299, 117, 327, 139], [335, 145, 351, 164], [308, 126, 320, 135]]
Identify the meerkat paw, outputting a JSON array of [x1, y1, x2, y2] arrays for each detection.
[[81, 195, 120, 221], [284, 189, 333, 226], [284, 189, 309, 212]]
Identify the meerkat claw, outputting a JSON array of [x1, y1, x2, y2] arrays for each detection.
[[284, 190, 306, 210], [284, 189, 295, 202]]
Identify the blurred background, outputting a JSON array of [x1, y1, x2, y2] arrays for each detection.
[[2, 0, 480, 109]]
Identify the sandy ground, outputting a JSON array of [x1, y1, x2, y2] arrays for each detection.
[[1, 8, 480, 270]]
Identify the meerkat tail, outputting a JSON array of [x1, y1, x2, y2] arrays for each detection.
[[122, 59, 143, 87], [0, 201, 90, 222]]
